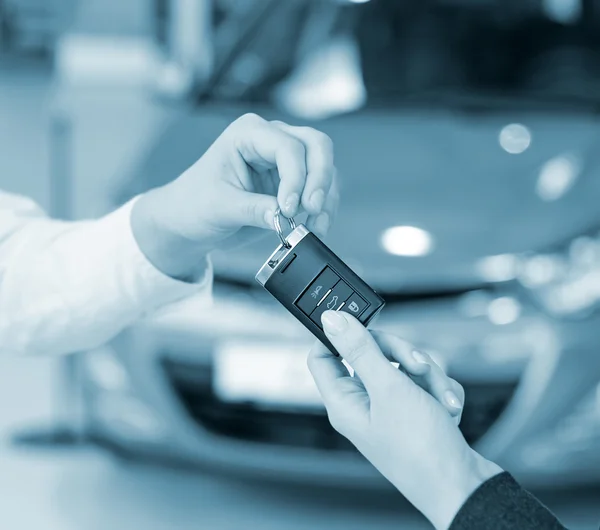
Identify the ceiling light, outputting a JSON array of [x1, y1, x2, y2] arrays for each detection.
[[381, 226, 434, 257], [499, 124, 531, 154], [274, 36, 366, 120], [542, 0, 582, 24]]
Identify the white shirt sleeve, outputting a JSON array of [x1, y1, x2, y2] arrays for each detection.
[[0, 192, 212, 356]]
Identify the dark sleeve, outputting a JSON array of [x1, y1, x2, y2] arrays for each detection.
[[449, 472, 567, 530]]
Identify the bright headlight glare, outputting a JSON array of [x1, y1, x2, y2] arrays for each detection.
[[487, 296, 522, 326], [537, 271, 600, 316], [518, 232, 600, 317], [476, 254, 518, 283], [569, 236, 600, 267], [518, 254, 567, 288], [381, 226, 434, 257]]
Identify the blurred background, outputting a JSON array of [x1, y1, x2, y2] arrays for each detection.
[[3, 0, 600, 528]]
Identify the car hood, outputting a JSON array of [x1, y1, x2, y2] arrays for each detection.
[[123, 104, 600, 293]]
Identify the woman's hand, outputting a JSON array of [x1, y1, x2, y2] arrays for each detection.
[[308, 311, 503, 530], [131, 113, 338, 280]]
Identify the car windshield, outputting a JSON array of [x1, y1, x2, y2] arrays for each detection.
[[200, 0, 600, 111], [354, 1, 600, 111]]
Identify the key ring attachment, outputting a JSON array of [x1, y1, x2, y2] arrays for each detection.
[[273, 208, 296, 249]]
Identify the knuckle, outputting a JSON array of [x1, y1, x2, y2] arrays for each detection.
[[280, 139, 306, 173], [304, 128, 334, 155], [317, 131, 334, 154], [288, 136, 306, 156], [344, 333, 371, 364], [244, 200, 263, 224], [236, 113, 264, 127]]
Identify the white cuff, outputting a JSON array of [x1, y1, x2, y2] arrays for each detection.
[[0, 198, 213, 356]]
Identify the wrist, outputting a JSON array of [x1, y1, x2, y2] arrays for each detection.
[[425, 449, 503, 530], [131, 189, 210, 282]]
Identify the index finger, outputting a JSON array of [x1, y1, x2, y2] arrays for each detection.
[[231, 114, 307, 217], [307, 168, 340, 238], [271, 122, 335, 216], [371, 332, 465, 421]]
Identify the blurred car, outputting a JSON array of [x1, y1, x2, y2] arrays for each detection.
[[81, 0, 600, 490]]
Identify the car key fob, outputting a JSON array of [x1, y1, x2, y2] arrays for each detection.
[[256, 209, 385, 355]]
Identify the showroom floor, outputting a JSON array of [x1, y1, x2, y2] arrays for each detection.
[[1, 64, 600, 530], [1, 431, 600, 530], [0, 445, 428, 530]]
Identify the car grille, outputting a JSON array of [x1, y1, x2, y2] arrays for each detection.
[[163, 358, 519, 449], [162, 358, 355, 452]]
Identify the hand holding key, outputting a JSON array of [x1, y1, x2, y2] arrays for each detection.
[[131, 113, 339, 280], [308, 311, 503, 530]]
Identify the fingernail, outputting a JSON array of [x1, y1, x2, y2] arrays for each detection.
[[284, 194, 299, 216], [310, 189, 325, 212], [412, 350, 429, 364], [444, 390, 463, 411], [321, 310, 348, 335], [264, 210, 274, 229], [314, 212, 330, 236]]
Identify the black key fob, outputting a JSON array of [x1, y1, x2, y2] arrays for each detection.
[[256, 210, 385, 355]]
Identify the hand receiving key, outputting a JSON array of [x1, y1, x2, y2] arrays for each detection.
[[308, 311, 503, 530]]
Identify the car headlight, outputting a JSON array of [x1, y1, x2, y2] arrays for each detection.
[[517, 234, 600, 318], [476, 232, 600, 319]]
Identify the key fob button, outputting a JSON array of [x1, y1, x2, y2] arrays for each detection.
[[310, 281, 354, 328], [296, 266, 340, 316], [340, 293, 369, 319], [257, 225, 386, 357]]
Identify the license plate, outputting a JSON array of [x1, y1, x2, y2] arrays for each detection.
[[213, 339, 323, 410]]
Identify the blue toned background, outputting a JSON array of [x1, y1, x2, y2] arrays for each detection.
[[2, 0, 600, 528]]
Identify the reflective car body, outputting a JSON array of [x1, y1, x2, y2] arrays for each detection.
[[78, 99, 600, 489], [79, 0, 600, 492]]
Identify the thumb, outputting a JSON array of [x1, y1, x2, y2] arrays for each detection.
[[321, 311, 398, 393], [229, 189, 279, 230]]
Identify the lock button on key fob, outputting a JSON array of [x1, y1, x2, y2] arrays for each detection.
[[256, 210, 385, 355]]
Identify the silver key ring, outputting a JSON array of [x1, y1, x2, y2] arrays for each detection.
[[273, 207, 296, 249]]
